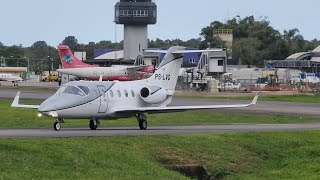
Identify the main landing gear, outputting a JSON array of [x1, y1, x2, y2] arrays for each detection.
[[135, 113, 148, 130], [89, 119, 100, 130], [53, 118, 64, 131]]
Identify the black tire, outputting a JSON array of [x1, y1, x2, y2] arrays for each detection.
[[139, 119, 147, 130], [54, 122, 61, 131], [89, 120, 97, 130]]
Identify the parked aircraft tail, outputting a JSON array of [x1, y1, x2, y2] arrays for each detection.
[[57, 45, 97, 68]]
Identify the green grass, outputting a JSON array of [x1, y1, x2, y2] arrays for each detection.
[[1, 131, 320, 179], [185, 94, 320, 103], [1, 100, 319, 128]]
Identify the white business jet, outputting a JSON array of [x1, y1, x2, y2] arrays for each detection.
[[0, 73, 23, 86], [12, 46, 258, 131]]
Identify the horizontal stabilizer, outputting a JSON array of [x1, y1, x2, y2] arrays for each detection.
[[144, 50, 168, 54], [11, 91, 40, 109], [144, 48, 226, 54], [172, 49, 226, 54]]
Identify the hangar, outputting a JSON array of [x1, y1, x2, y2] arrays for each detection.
[[264, 45, 320, 71]]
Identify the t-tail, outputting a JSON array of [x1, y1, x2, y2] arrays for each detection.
[[145, 46, 226, 91], [57, 45, 97, 68], [145, 46, 185, 91]]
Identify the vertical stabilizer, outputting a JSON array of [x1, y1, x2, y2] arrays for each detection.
[[57, 45, 97, 68], [147, 46, 185, 91]]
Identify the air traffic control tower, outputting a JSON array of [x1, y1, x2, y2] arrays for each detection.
[[115, 0, 157, 60]]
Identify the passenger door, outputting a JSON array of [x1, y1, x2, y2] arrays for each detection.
[[97, 85, 108, 113]]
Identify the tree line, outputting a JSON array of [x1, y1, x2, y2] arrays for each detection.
[[1, 15, 320, 72]]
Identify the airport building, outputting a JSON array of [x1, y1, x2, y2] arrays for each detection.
[[264, 45, 320, 72], [115, 0, 157, 61], [213, 29, 233, 59]]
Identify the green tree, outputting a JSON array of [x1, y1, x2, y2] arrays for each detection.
[[184, 38, 201, 48], [95, 40, 114, 49], [283, 28, 301, 54], [31, 41, 47, 49], [62, 36, 78, 51], [233, 37, 262, 65]]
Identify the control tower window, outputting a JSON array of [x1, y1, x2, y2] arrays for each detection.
[[120, 10, 132, 17], [133, 10, 148, 17]]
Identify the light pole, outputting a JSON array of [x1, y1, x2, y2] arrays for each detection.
[[24, 57, 30, 72], [114, 21, 118, 61]]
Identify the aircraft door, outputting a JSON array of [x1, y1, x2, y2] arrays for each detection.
[[97, 85, 108, 113]]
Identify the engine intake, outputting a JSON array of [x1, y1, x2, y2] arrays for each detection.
[[140, 86, 168, 104], [140, 87, 150, 98]]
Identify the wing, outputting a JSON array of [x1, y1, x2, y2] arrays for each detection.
[[114, 94, 259, 114], [11, 92, 40, 109]]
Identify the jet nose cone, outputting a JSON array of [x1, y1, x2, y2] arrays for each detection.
[[38, 100, 58, 112], [38, 104, 47, 112], [38, 104, 53, 112]]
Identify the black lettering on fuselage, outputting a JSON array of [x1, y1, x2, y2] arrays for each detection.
[[154, 74, 170, 81]]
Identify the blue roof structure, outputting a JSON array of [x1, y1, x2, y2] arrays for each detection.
[[157, 48, 201, 68]]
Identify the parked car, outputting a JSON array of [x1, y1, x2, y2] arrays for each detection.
[[42, 73, 59, 82], [218, 82, 241, 92], [301, 76, 320, 84]]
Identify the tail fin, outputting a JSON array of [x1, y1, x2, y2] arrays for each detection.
[[57, 45, 97, 68], [145, 47, 226, 91], [146, 46, 185, 91]]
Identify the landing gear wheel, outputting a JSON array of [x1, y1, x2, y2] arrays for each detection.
[[136, 113, 148, 130], [54, 122, 61, 131], [139, 119, 148, 130], [89, 119, 98, 130]]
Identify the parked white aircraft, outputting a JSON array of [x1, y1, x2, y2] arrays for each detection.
[[12, 46, 258, 131], [0, 73, 23, 86], [57, 45, 154, 81]]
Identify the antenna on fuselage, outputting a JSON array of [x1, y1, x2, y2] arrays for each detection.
[[99, 75, 103, 82]]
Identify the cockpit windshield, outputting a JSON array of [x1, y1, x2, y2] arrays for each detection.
[[78, 86, 90, 95], [63, 86, 87, 96]]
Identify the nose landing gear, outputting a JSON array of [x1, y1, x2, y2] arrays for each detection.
[[53, 118, 64, 131], [89, 119, 100, 130]]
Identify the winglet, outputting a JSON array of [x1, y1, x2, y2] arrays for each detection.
[[251, 92, 259, 105], [11, 91, 40, 109], [11, 91, 21, 107]]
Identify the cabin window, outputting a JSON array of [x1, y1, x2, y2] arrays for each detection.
[[124, 89, 128, 97], [117, 90, 121, 97], [131, 89, 135, 97], [109, 90, 114, 97]]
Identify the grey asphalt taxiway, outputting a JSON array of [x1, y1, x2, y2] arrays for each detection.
[[1, 123, 320, 138]]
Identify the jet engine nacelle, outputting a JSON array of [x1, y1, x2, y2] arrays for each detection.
[[140, 86, 169, 104]]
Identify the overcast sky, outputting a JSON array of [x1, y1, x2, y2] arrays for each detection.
[[0, 0, 319, 47]]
